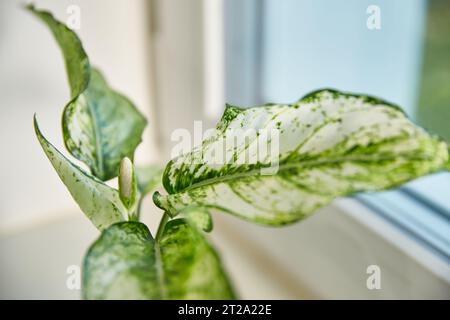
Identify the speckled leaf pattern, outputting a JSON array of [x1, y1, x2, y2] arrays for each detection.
[[29, 6, 147, 181], [83, 222, 160, 299], [83, 221, 235, 299], [159, 219, 234, 299], [63, 69, 147, 181], [177, 207, 214, 232], [154, 89, 449, 225], [34, 117, 126, 231]]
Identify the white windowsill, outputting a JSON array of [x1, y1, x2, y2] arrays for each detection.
[[335, 198, 450, 284]]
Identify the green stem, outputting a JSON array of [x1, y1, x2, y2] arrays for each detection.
[[135, 198, 144, 221], [155, 211, 170, 242]]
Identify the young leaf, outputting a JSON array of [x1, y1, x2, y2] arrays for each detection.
[[118, 157, 138, 211], [83, 221, 235, 299], [34, 116, 126, 231], [176, 207, 213, 233], [154, 89, 449, 225], [28, 6, 147, 181]]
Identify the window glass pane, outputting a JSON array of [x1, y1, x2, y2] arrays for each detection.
[[261, 0, 426, 117], [417, 0, 450, 140]]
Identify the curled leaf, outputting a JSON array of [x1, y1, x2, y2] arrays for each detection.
[[34, 116, 126, 231], [155, 89, 448, 225]]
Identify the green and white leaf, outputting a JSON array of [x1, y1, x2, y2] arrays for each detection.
[[82, 222, 159, 299], [158, 219, 233, 298], [63, 69, 147, 181], [177, 207, 213, 232], [34, 117, 126, 231], [154, 89, 449, 225], [83, 221, 235, 299], [29, 5, 147, 181]]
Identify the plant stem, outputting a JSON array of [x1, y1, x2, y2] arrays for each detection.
[[135, 198, 143, 221], [155, 211, 170, 242]]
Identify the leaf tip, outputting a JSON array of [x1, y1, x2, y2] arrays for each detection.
[[152, 190, 162, 207], [33, 113, 42, 139], [23, 2, 35, 11], [152, 191, 173, 216]]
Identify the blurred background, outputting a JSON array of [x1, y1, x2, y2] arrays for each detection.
[[0, 0, 449, 299]]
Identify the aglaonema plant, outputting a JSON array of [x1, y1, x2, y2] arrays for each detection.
[[29, 5, 449, 300]]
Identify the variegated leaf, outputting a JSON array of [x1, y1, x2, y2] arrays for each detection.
[[63, 69, 147, 181], [34, 117, 126, 231], [159, 219, 233, 298], [154, 89, 449, 225], [177, 207, 213, 232], [83, 220, 235, 299], [29, 6, 147, 181]]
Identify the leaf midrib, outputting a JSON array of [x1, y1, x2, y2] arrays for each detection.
[[85, 93, 105, 178], [179, 153, 431, 193], [154, 242, 168, 299]]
